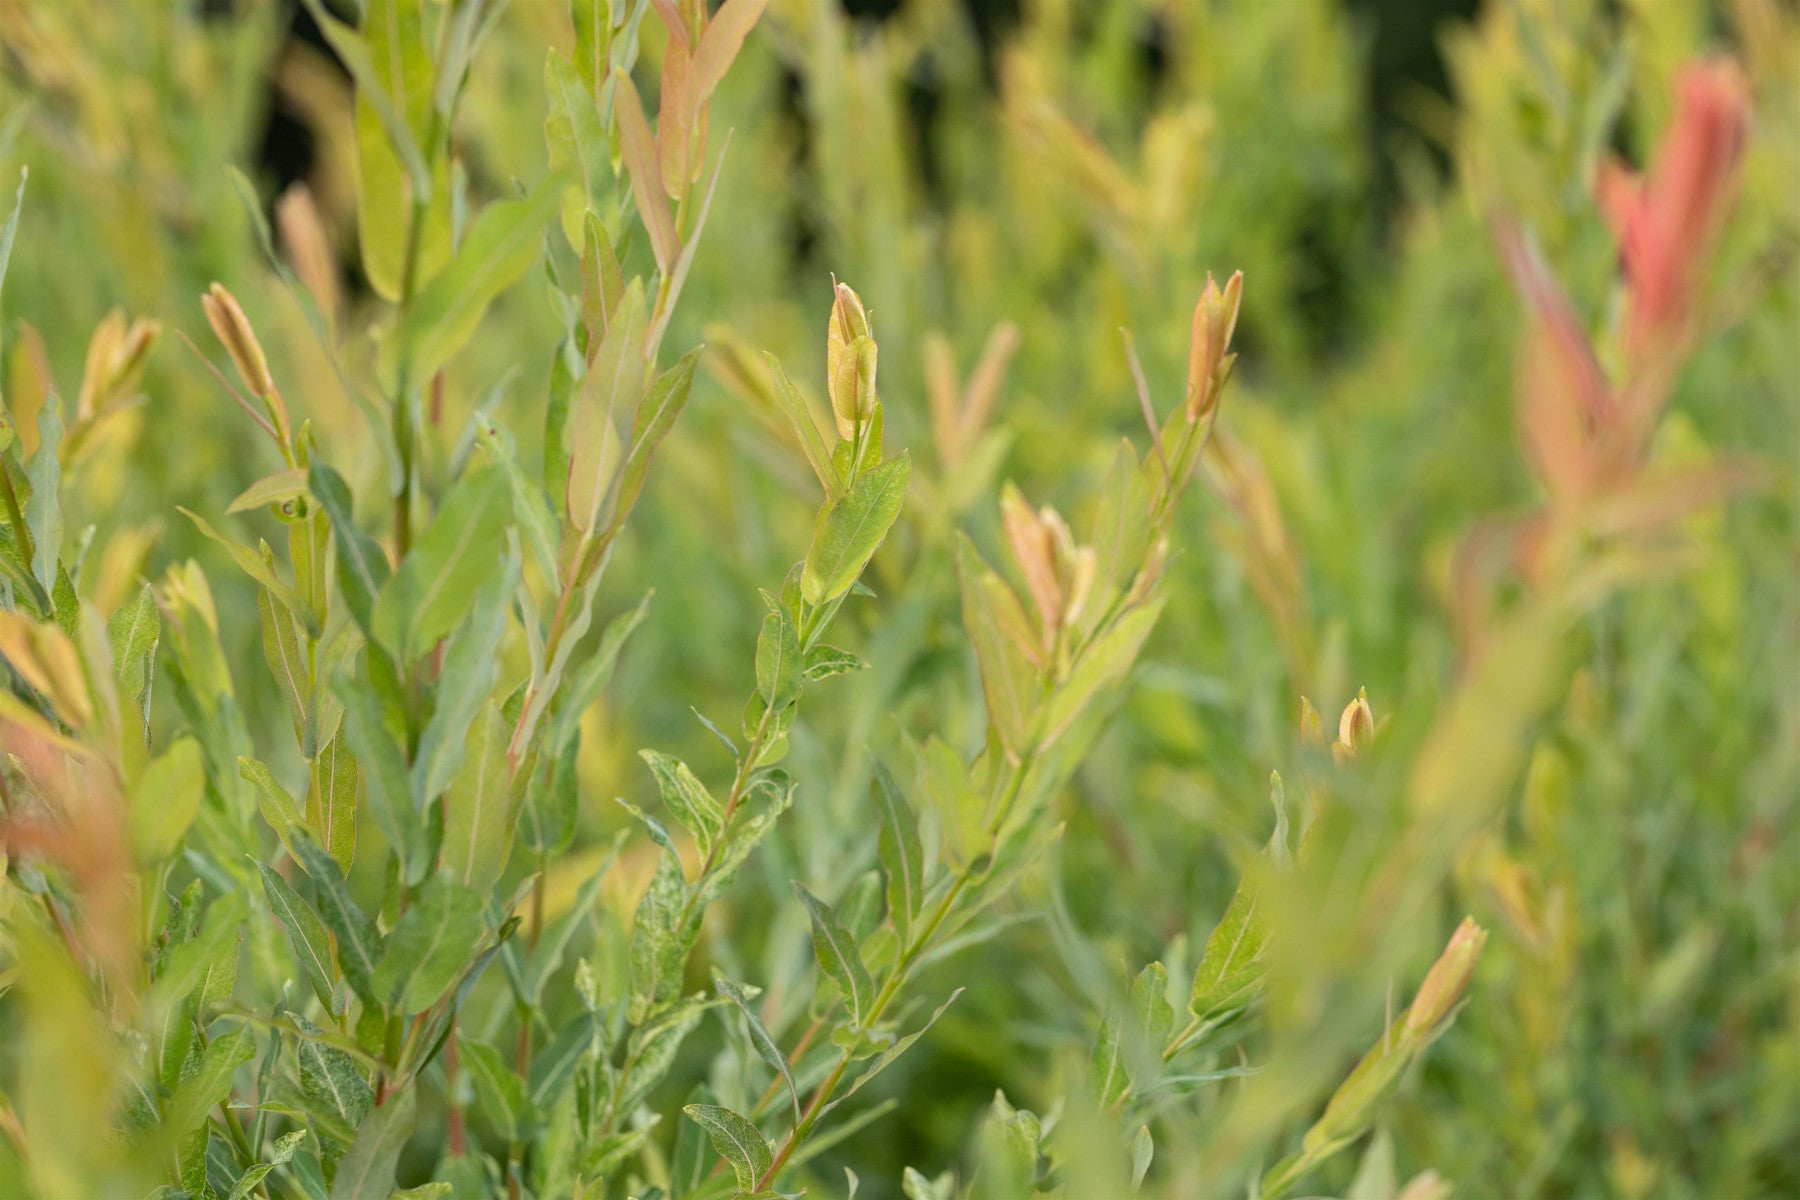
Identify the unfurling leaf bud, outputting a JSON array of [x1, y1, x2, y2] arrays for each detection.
[[1403, 916, 1488, 1041], [1185, 269, 1242, 421], [827, 281, 877, 439], [1332, 689, 1375, 761]]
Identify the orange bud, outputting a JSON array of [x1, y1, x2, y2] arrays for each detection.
[[1185, 270, 1242, 420], [202, 283, 290, 445], [1404, 917, 1488, 1041], [1333, 689, 1375, 761]]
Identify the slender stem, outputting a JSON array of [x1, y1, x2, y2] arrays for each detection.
[[0, 464, 34, 568], [757, 756, 1033, 1189]]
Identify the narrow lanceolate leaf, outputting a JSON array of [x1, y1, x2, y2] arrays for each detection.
[[0, 168, 24, 306], [686, 0, 769, 110], [872, 761, 924, 947], [612, 68, 677, 274], [755, 605, 801, 711], [623, 803, 693, 1021], [543, 50, 609, 246], [802, 452, 910, 606], [822, 989, 965, 1120], [766, 353, 840, 499], [441, 701, 517, 893], [459, 1039, 535, 1143], [372, 467, 511, 662], [794, 884, 874, 1026], [641, 750, 723, 855], [308, 733, 359, 875], [259, 581, 310, 745], [333, 666, 428, 883], [1088, 1003, 1128, 1110], [1188, 872, 1270, 1021], [475, 413, 561, 584], [716, 977, 801, 1120], [373, 874, 485, 1013], [24, 398, 61, 596], [566, 282, 646, 534], [609, 347, 701, 535], [241, 756, 306, 860], [292, 832, 383, 1003], [108, 582, 160, 735], [309, 462, 391, 637], [1039, 596, 1166, 748], [127, 737, 203, 864], [682, 1103, 772, 1194], [257, 861, 337, 1005], [181, 509, 318, 636], [393, 175, 564, 384], [956, 537, 1038, 755], [329, 1088, 416, 1200], [412, 545, 518, 804]]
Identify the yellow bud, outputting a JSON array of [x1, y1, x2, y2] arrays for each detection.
[[826, 281, 876, 439], [202, 283, 290, 446], [1333, 689, 1375, 761]]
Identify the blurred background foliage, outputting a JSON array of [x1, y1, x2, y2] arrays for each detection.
[[0, 0, 1795, 1195]]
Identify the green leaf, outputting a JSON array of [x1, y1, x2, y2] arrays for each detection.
[[543, 50, 609, 246], [372, 467, 511, 662], [242, 755, 306, 862], [149, 892, 248, 1018], [821, 989, 964, 1120], [228, 468, 311, 515], [1040, 597, 1166, 747], [292, 833, 383, 1004], [1089, 440, 1149, 597], [623, 803, 694, 1022], [695, 771, 793, 908], [181, 508, 319, 637], [766, 353, 840, 500], [440, 701, 518, 894], [794, 884, 874, 1027], [565, 281, 646, 535], [372, 874, 486, 1013], [520, 729, 580, 857], [163, 1027, 255, 1151], [308, 462, 391, 638], [682, 1103, 772, 1193], [259, 577, 310, 746], [329, 1088, 416, 1200], [460, 1039, 535, 1143], [1188, 873, 1270, 1022], [332, 666, 429, 884], [0, 168, 24, 308], [257, 861, 337, 1007], [545, 590, 653, 757], [475, 413, 561, 585], [24, 398, 61, 596], [616, 994, 708, 1116], [127, 737, 203, 863], [108, 582, 160, 737], [412, 543, 518, 804], [872, 761, 924, 947], [227, 1128, 308, 1200], [715, 977, 800, 1121], [955, 538, 1038, 755], [641, 750, 723, 856], [294, 1014, 374, 1144], [755, 604, 801, 711], [802, 643, 867, 682], [802, 453, 910, 606], [308, 733, 360, 876], [394, 177, 563, 385], [609, 346, 702, 536]]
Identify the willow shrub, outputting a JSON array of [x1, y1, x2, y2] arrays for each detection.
[[0, 1, 1796, 1198]]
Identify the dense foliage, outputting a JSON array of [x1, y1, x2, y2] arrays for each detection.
[[0, 1, 1794, 1198]]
